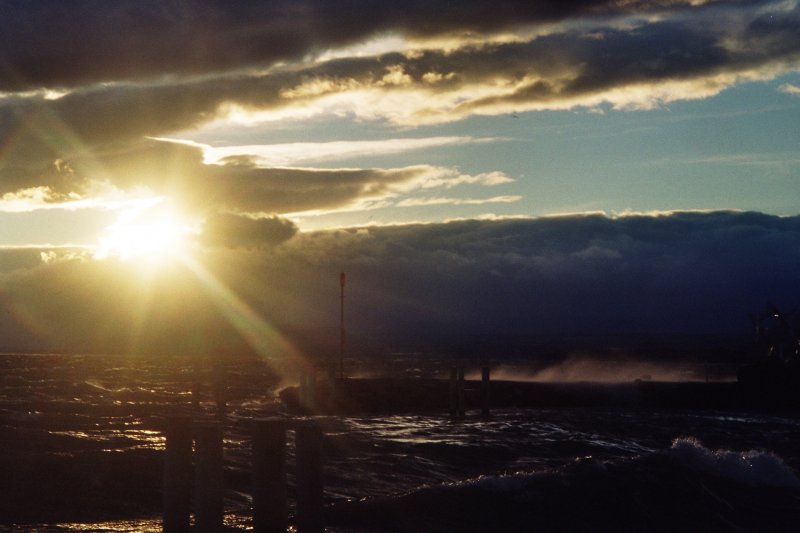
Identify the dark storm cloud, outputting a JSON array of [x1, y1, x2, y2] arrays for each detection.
[[201, 212, 297, 249], [54, 139, 461, 216], [2, 210, 797, 354], [0, 249, 43, 273], [0, 255, 229, 355], [204, 162, 438, 215], [262, 211, 800, 345], [0, 79, 267, 172], [276, 5, 800, 117], [0, 0, 746, 90]]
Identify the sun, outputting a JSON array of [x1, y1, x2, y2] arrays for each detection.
[[95, 200, 197, 262]]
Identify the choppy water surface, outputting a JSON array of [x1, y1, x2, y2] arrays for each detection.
[[0, 354, 798, 531]]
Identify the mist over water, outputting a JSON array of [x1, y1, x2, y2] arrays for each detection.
[[467, 356, 734, 383]]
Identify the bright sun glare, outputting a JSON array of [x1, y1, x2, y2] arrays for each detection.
[[95, 200, 196, 262]]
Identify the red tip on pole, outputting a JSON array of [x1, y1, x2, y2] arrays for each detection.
[[340, 272, 346, 287]]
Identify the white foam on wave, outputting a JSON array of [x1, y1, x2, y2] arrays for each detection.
[[436, 456, 600, 494], [411, 439, 800, 500], [669, 436, 800, 489], [465, 472, 533, 492]]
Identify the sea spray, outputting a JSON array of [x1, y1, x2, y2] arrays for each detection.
[[469, 357, 720, 383]]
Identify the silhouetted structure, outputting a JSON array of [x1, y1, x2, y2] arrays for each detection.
[[296, 422, 324, 533], [194, 423, 224, 532], [252, 418, 287, 533], [163, 417, 192, 532], [481, 367, 491, 416], [738, 303, 800, 407], [340, 272, 346, 379]]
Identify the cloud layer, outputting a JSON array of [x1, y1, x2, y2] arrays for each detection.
[[1, 211, 798, 356], [0, 1, 747, 90], [0, 0, 797, 229]]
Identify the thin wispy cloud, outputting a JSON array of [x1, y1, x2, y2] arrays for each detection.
[[0, 185, 165, 213], [678, 152, 800, 167], [177, 136, 500, 167], [397, 195, 522, 207]]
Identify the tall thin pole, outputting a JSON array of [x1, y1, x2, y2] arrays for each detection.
[[339, 271, 345, 379]]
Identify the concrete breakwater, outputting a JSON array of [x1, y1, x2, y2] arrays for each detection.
[[279, 377, 769, 414]]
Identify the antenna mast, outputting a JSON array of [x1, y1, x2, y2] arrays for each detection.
[[339, 271, 346, 379]]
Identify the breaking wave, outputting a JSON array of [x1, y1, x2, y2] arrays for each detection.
[[669, 436, 800, 489], [328, 440, 800, 532]]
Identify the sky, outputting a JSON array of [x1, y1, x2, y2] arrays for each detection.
[[0, 1, 799, 358]]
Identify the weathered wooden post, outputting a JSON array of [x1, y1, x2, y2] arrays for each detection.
[[481, 367, 491, 417], [295, 422, 324, 533], [449, 367, 458, 417], [252, 418, 287, 533], [194, 422, 224, 532], [163, 416, 192, 533], [457, 366, 465, 418]]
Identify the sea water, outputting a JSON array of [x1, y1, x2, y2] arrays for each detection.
[[0, 354, 798, 531]]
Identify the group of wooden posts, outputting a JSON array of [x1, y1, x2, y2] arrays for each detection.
[[163, 417, 323, 533], [450, 366, 491, 418], [162, 366, 491, 531]]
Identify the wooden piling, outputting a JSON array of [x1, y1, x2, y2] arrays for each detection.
[[449, 367, 458, 417], [457, 366, 465, 418], [194, 422, 225, 533], [252, 418, 287, 533], [295, 422, 324, 533], [163, 416, 192, 533], [481, 367, 491, 417]]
